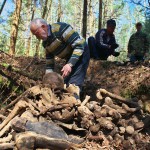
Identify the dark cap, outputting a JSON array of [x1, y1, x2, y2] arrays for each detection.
[[136, 22, 142, 27], [107, 19, 116, 27]]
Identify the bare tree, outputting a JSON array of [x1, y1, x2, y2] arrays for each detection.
[[0, 0, 7, 15], [57, 0, 62, 22], [42, 0, 49, 19], [129, 0, 150, 9], [82, 0, 88, 39], [9, 0, 22, 55], [98, 0, 103, 30], [35, 0, 49, 57], [26, 0, 36, 56], [46, 0, 53, 22]]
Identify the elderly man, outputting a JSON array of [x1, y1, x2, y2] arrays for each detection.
[[30, 18, 90, 93], [128, 22, 149, 63]]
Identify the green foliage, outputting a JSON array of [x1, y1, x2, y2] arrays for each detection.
[[0, 0, 147, 58], [0, 75, 3, 83], [136, 84, 150, 95], [121, 84, 150, 99], [121, 89, 134, 99], [143, 18, 150, 37], [101, 61, 112, 69]]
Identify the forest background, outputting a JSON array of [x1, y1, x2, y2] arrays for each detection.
[[0, 0, 150, 61]]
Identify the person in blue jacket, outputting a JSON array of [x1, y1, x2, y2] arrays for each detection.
[[88, 19, 120, 60]]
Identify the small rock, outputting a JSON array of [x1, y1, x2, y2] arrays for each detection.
[[89, 124, 100, 133], [134, 121, 144, 130], [144, 101, 150, 113], [133, 132, 141, 143], [123, 140, 131, 149], [126, 126, 134, 134], [107, 135, 113, 142], [119, 127, 125, 134], [110, 127, 118, 137], [129, 138, 135, 144]]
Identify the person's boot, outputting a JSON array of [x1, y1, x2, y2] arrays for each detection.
[[113, 52, 120, 57]]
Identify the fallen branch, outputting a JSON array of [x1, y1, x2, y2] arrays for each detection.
[[0, 101, 27, 131], [0, 50, 11, 57], [97, 88, 139, 107], [0, 121, 12, 137], [0, 63, 40, 81], [0, 142, 15, 149], [15, 131, 82, 150], [3, 90, 28, 110], [0, 134, 12, 143], [81, 95, 91, 106], [41, 102, 80, 114]]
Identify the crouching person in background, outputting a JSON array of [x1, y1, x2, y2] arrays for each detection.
[[88, 19, 120, 60]]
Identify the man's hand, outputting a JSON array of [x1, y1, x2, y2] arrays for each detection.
[[61, 64, 72, 78]]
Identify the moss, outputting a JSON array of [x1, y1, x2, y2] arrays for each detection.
[[0, 75, 3, 83], [121, 89, 135, 99], [101, 61, 111, 69], [136, 84, 150, 95], [0, 103, 7, 108], [121, 84, 150, 99]]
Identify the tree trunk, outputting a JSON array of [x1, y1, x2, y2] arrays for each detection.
[[57, 0, 62, 22], [103, 1, 108, 27], [77, 1, 83, 35], [88, 0, 92, 34], [98, 0, 102, 30], [26, 0, 36, 56], [0, 0, 7, 15], [9, 0, 22, 55], [25, 0, 33, 56], [42, 0, 49, 19], [46, 0, 53, 22], [82, 0, 87, 39], [35, 0, 49, 57]]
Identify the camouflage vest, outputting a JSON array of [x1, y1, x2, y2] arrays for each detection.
[[128, 31, 149, 56]]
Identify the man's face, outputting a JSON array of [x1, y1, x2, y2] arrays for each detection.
[[31, 24, 48, 40], [136, 25, 142, 32], [107, 25, 115, 34]]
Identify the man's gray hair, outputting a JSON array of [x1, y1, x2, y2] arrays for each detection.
[[30, 18, 48, 28]]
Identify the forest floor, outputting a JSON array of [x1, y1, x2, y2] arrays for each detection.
[[0, 52, 150, 150]]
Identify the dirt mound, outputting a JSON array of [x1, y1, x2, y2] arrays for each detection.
[[0, 53, 150, 149], [86, 59, 150, 100]]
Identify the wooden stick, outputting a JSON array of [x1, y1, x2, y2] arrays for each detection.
[[0, 142, 15, 149], [98, 88, 139, 107], [0, 101, 27, 131], [0, 50, 11, 57], [2, 85, 20, 105], [0, 63, 39, 80], [0, 121, 11, 137], [81, 95, 90, 106], [3, 90, 28, 110], [0, 134, 12, 143]]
